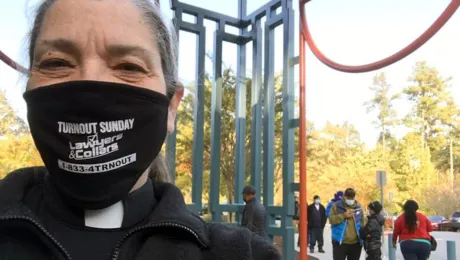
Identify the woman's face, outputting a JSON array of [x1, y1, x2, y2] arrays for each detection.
[[28, 0, 183, 132], [29, 0, 165, 91]]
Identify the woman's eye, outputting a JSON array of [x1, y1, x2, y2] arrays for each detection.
[[38, 59, 72, 69], [117, 63, 147, 73]]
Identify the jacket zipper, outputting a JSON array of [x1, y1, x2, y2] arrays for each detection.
[[111, 222, 207, 260], [352, 211, 363, 244], [0, 215, 72, 260], [340, 221, 347, 245]]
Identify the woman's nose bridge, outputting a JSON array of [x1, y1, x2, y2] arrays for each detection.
[[79, 58, 109, 81]]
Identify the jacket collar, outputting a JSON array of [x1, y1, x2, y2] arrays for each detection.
[[0, 167, 209, 247]]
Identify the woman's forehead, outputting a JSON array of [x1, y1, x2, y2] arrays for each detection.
[[37, 0, 154, 50]]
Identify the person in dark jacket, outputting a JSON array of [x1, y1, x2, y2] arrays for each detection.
[[0, 1, 280, 260], [326, 190, 344, 218], [241, 185, 268, 239], [307, 195, 327, 253], [294, 195, 300, 220], [359, 201, 385, 260]]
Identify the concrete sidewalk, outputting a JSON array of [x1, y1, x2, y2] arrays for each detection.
[[294, 229, 460, 260]]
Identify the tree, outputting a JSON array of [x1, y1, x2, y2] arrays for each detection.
[[364, 72, 399, 149], [175, 68, 254, 207], [389, 132, 437, 209], [423, 177, 460, 217], [0, 92, 42, 178], [403, 61, 457, 152], [175, 68, 289, 208], [0, 91, 28, 136], [0, 134, 43, 178]]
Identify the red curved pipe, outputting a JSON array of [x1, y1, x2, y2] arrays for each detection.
[[299, 0, 459, 73], [298, 27, 308, 260], [0, 50, 27, 74], [298, 0, 458, 258]]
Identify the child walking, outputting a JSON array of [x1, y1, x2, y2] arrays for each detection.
[[359, 201, 385, 260]]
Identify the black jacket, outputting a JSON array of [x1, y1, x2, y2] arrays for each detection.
[[0, 167, 280, 260], [307, 203, 326, 229], [293, 201, 299, 220], [241, 198, 267, 238], [359, 214, 385, 251]]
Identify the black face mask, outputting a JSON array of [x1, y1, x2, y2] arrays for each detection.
[[24, 81, 169, 209]]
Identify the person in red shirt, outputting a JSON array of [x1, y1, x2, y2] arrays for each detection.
[[392, 200, 433, 260]]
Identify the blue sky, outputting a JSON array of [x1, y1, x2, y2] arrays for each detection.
[[0, 0, 459, 147]]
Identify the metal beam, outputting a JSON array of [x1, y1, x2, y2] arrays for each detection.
[[262, 8, 276, 239], [234, 0, 247, 224], [190, 15, 206, 212], [171, 0, 242, 27], [209, 23, 225, 222], [250, 18, 263, 196]]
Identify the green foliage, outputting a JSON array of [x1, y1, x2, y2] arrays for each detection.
[[0, 92, 43, 178], [364, 72, 399, 149], [403, 61, 457, 152], [0, 92, 28, 136]]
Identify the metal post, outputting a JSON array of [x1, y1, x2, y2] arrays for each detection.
[[209, 23, 224, 222], [388, 234, 396, 260], [380, 185, 384, 245], [447, 240, 456, 260], [450, 139, 454, 191], [234, 0, 247, 224], [380, 187, 384, 209], [298, 1, 308, 259]]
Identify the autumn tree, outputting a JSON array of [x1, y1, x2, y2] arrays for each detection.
[[365, 72, 400, 151], [0, 92, 42, 178], [389, 132, 437, 209], [0, 91, 28, 136]]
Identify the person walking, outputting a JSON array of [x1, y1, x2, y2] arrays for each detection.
[[308, 195, 327, 253], [241, 185, 268, 239], [360, 201, 385, 260], [392, 200, 433, 260], [294, 195, 300, 221], [326, 191, 344, 217], [329, 188, 366, 260]]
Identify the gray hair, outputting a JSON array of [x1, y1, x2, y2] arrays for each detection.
[[28, 0, 178, 182]]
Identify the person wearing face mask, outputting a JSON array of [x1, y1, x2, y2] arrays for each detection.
[[241, 185, 268, 239], [306, 195, 326, 253], [0, 1, 280, 260], [329, 188, 367, 260]]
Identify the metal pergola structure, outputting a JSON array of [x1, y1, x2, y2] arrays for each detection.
[[1, 0, 458, 259], [166, 1, 297, 259]]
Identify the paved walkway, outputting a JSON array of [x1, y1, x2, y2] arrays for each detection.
[[294, 228, 460, 260]]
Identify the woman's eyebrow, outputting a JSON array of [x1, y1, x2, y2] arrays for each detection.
[[34, 40, 156, 64], [35, 38, 80, 59], [107, 44, 156, 64]]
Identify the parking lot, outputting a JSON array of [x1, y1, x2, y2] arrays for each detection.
[[294, 228, 460, 260]]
